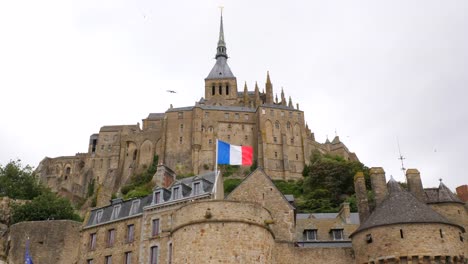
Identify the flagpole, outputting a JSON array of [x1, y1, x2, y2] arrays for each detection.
[[213, 139, 219, 198]]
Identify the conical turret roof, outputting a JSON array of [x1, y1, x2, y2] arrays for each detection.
[[425, 181, 464, 204], [351, 178, 464, 237]]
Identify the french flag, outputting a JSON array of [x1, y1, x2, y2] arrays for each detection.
[[217, 140, 253, 166]]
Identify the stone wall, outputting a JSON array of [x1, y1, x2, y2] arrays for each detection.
[[78, 216, 142, 264], [429, 203, 468, 243], [352, 223, 466, 264], [7, 220, 81, 264], [273, 242, 354, 264], [171, 200, 275, 264], [227, 169, 296, 241]]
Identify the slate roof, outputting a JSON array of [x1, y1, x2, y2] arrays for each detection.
[[296, 213, 360, 225], [85, 171, 217, 228], [99, 125, 139, 132], [206, 57, 235, 80], [146, 113, 165, 120], [424, 182, 464, 204], [166, 104, 256, 113], [351, 178, 464, 236]]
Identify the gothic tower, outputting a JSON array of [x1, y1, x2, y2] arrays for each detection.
[[204, 12, 238, 106]]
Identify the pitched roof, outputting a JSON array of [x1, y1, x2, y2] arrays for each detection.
[[351, 178, 464, 236], [424, 182, 464, 204]]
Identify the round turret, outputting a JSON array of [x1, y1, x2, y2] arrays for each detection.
[[351, 179, 466, 264], [171, 200, 275, 263]]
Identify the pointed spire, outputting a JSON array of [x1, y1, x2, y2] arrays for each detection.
[[281, 87, 286, 105], [288, 96, 293, 108], [275, 94, 278, 104], [265, 71, 274, 104], [254, 82, 261, 107], [243, 82, 249, 107], [215, 10, 227, 59]]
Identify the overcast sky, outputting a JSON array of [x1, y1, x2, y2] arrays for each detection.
[[0, 0, 467, 191]]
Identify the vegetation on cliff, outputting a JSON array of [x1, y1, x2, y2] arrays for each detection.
[[120, 155, 159, 199], [0, 160, 81, 224]]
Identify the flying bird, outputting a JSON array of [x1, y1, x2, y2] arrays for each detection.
[[166, 90, 177, 94]]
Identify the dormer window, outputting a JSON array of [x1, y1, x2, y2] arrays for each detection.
[[93, 210, 103, 224], [193, 182, 201, 195], [111, 204, 121, 220], [303, 229, 317, 241], [130, 199, 140, 215], [154, 191, 161, 204], [173, 187, 180, 199], [331, 229, 344, 240]]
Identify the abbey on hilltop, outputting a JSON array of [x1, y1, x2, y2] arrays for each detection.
[[36, 13, 357, 204]]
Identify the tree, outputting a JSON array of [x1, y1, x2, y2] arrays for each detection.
[[0, 159, 43, 199], [11, 190, 81, 224]]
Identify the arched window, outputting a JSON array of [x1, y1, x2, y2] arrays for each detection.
[[287, 122, 291, 130], [275, 121, 280, 130], [133, 150, 137, 161], [65, 167, 71, 175]]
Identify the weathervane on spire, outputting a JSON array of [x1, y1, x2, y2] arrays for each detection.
[[219, 6, 224, 16]]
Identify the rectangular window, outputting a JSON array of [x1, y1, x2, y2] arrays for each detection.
[[208, 139, 212, 145], [193, 182, 201, 195], [94, 210, 103, 224], [179, 124, 184, 132], [179, 137, 183, 144], [152, 219, 160, 237], [107, 229, 115, 247], [245, 135, 248, 140], [127, 224, 135, 243], [281, 111, 284, 116], [154, 192, 161, 204], [304, 229, 317, 241], [274, 152, 278, 158], [177, 112, 183, 119], [124, 252, 132, 264], [105, 255, 112, 264], [331, 229, 344, 240], [111, 205, 121, 220], [173, 187, 180, 199], [89, 233, 96, 251], [168, 243, 173, 264], [234, 113, 239, 119], [244, 114, 249, 120], [150, 246, 158, 264], [130, 200, 140, 215], [273, 137, 277, 143], [87, 259, 94, 264]]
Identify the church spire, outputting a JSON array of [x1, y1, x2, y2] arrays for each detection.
[[216, 10, 227, 59]]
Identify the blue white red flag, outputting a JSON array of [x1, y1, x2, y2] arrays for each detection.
[[217, 140, 253, 166], [25, 238, 34, 264]]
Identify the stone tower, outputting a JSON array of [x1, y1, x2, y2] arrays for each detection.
[[204, 12, 238, 106]]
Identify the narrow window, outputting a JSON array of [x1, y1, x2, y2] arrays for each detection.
[[245, 135, 248, 140], [130, 200, 140, 215], [127, 224, 135, 243], [304, 229, 317, 241], [152, 219, 160, 236], [291, 138, 294, 144], [173, 187, 180, 199], [460, 232, 464, 242], [226, 85, 229, 95], [111, 205, 121, 220], [105, 256, 112, 264], [366, 234, 373, 243], [219, 85, 222, 95], [275, 122, 280, 129], [168, 243, 173, 264], [124, 252, 132, 264], [193, 182, 201, 195], [273, 137, 277, 143], [212, 86, 215, 95], [89, 233, 97, 251], [440, 229, 444, 238], [234, 113, 239, 119], [179, 124, 183, 132], [150, 246, 158, 264], [228, 124, 232, 129], [107, 229, 115, 247], [274, 152, 278, 158], [400, 229, 404, 239], [208, 139, 212, 145], [179, 137, 182, 144], [154, 192, 161, 204], [296, 154, 299, 160], [133, 150, 137, 161]]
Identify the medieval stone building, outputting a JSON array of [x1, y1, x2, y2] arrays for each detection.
[[35, 14, 357, 204]]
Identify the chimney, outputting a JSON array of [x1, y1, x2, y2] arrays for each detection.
[[370, 167, 388, 207], [406, 169, 425, 202], [354, 171, 370, 222], [338, 202, 351, 224], [456, 185, 468, 202], [152, 164, 176, 188]]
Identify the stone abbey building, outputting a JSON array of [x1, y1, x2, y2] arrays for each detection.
[[36, 14, 357, 204]]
